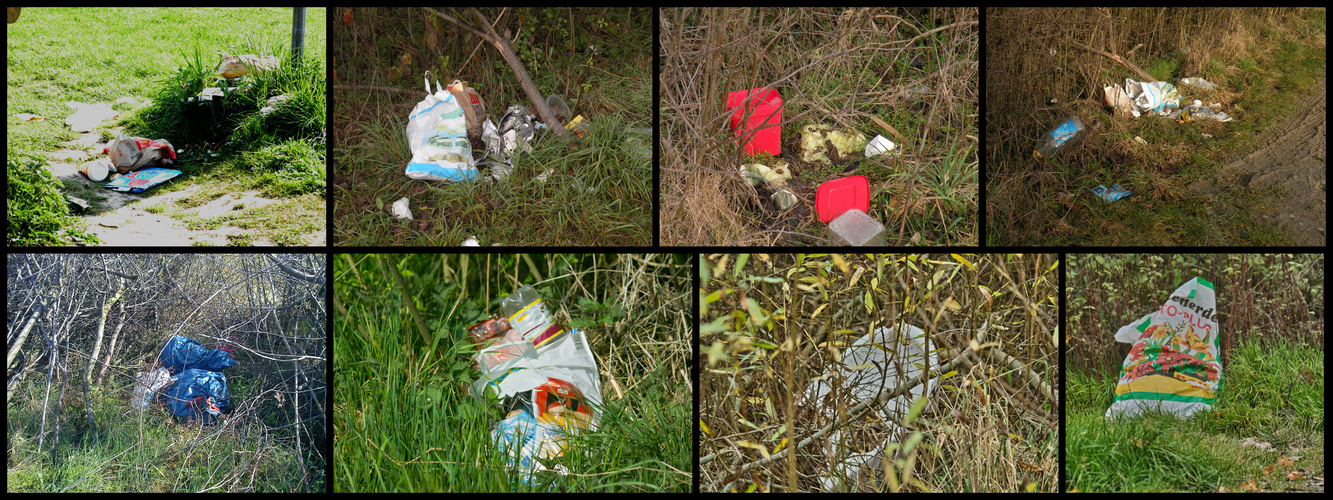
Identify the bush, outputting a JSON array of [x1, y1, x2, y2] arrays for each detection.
[[6, 155, 99, 246]]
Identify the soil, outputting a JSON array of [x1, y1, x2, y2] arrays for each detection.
[[43, 122, 324, 246], [1190, 67, 1326, 245]]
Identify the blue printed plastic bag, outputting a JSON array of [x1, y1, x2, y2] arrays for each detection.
[[159, 368, 229, 423], [159, 335, 236, 374]]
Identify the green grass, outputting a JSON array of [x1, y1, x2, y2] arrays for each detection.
[[6, 7, 327, 246], [7, 375, 319, 492], [332, 8, 652, 246], [333, 254, 691, 492], [1066, 339, 1324, 492]]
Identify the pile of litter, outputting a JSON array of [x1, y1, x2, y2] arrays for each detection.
[[132, 334, 238, 423], [468, 284, 604, 487]]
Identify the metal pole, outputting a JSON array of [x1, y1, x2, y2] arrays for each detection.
[[291, 7, 306, 68]]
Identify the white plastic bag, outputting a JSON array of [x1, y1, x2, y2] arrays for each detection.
[[1105, 277, 1220, 420], [803, 323, 938, 491], [469, 285, 604, 485], [405, 72, 478, 182], [132, 367, 174, 411]]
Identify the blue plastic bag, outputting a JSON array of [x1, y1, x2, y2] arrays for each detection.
[[159, 335, 236, 374], [159, 368, 229, 423]]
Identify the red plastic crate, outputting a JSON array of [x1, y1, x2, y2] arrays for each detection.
[[815, 175, 870, 224]]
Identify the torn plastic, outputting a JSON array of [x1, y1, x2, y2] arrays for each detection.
[[1175, 77, 1217, 91], [132, 367, 173, 411], [803, 323, 938, 492], [1169, 101, 1233, 123], [800, 124, 869, 165], [470, 284, 603, 485], [864, 135, 899, 157], [392, 197, 413, 220], [1105, 277, 1220, 420], [1122, 79, 1180, 117]]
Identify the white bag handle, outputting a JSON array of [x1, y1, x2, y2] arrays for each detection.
[[423, 71, 443, 96]]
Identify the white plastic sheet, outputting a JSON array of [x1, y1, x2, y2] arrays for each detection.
[[803, 323, 938, 491]]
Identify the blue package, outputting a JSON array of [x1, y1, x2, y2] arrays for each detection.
[[159, 368, 229, 423], [1092, 184, 1132, 203], [159, 335, 237, 374], [104, 167, 181, 193]]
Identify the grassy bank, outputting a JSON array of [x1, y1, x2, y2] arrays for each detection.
[[986, 7, 1325, 246]]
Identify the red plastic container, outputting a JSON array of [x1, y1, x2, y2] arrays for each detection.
[[726, 88, 782, 156], [815, 175, 870, 224]]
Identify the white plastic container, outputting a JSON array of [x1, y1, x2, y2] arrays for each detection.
[[825, 208, 887, 246]]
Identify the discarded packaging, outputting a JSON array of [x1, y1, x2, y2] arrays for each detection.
[[816, 175, 870, 224], [544, 94, 571, 124], [1106, 277, 1220, 420], [470, 285, 604, 485], [739, 162, 791, 187], [106, 133, 177, 174], [1170, 102, 1233, 123], [104, 168, 181, 193], [772, 189, 798, 211], [825, 208, 887, 246], [15, 113, 44, 122], [132, 367, 173, 411], [1102, 85, 1135, 118], [462, 236, 481, 246], [1091, 184, 1132, 203], [1134, 136, 1148, 145], [1123, 79, 1181, 117], [217, 53, 279, 79], [78, 158, 112, 181], [864, 135, 899, 157], [726, 88, 783, 156], [803, 323, 938, 491], [405, 73, 479, 182], [159, 334, 237, 374], [391, 197, 413, 220], [1034, 115, 1086, 161], [446, 80, 489, 139], [1175, 77, 1217, 91], [801, 124, 869, 165], [497, 105, 537, 157]]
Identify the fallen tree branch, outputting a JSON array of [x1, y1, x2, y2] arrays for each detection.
[[1065, 38, 1156, 82], [426, 7, 566, 136]]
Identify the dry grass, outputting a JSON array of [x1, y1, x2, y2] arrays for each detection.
[[660, 8, 979, 245]]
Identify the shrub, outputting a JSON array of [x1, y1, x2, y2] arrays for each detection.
[[6, 155, 99, 246]]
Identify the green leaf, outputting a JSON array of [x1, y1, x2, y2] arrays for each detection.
[[904, 395, 928, 425], [734, 253, 750, 277]]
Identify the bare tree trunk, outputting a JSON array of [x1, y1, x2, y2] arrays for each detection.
[[96, 300, 127, 386], [6, 306, 42, 371], [426, 7, 568, 136]]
